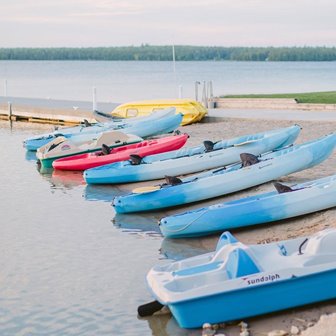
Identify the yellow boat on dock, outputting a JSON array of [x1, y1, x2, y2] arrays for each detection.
[[111, 99, 207, 125]]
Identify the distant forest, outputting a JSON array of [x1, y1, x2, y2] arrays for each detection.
[[0, 46, 336, 61]]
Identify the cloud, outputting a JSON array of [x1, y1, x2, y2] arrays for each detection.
[[0, 0, 335, 46]]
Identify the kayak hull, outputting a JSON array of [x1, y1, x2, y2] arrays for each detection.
[[24, 109, 180, 151], [54, 134, 189, 171], [160, 175, 336, 238], [167, 268, 336, 328], [85, 125, 301, 184], [113, 133, 336, 213]]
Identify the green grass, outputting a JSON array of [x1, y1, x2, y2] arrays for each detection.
[[222, 91, 336, 104]]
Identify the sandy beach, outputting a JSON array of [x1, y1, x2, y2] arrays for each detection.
[[130, 116, 336, 336]]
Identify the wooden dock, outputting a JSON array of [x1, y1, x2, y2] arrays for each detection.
[[0, 103, 95, 125]]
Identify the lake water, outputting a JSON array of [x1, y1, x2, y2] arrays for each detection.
[[0, 121, 208, 336], [0, 61, 336, 103]]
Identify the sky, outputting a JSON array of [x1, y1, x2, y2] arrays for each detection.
[[1, 0, 335, 47]]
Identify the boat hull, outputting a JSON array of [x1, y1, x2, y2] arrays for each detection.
[[160, 175, 336, 238], [54, 134, 188, 171], [167, 268, 336, 328], [86, 125, 301, 184], [113, 133, 336, 213], [24, 110, 181, 151]]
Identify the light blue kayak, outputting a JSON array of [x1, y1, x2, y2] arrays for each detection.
[[84, 125, 301, 184], [23, 108, 177, 151], [146, 229, 336, 328], [113, 133, 336, 213], [160, 174, 336, 238]]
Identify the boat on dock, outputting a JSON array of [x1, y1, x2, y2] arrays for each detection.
[[160, 174, 336, 238], [146, 229, 336, 328], [112, 133, 336, 213]]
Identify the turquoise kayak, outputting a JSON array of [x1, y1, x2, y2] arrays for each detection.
[[160, 174, 336, 238], [84, 125, 301, 184], [113, 133, 336, 213], [23, 108, 177, 151], [146, 229, 336, 328]]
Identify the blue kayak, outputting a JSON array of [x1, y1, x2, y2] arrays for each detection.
[[146, 229, 336, 328], [113, 133, 336, 213], [160, 174, 336, 238], [23, 108, 178, 151], [84, 125, 301, 184]]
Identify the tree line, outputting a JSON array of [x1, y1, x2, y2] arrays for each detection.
[[0, 46, 335, 61]]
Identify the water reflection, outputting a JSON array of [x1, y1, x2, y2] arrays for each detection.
[[112, 213, 161, 236], [160, 237, 209, 261], [84, 184, 126, 203], [140, 314, 200, 336], [35, 164, 85, 193], [52, 170, 85, 187], [25, 150, 37, 161]]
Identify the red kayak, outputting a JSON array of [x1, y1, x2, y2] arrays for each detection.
[[52, 134, 188, 171]]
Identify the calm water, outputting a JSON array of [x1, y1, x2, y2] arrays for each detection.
[[0, 121, 208, 336], [0, 61, 336, 103]]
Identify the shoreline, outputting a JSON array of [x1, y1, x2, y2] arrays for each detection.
[[2, 104, 336, 335], [2, 96, 336, 126]]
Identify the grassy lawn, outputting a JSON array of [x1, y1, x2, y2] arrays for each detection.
[[221, 91, 336, 104]]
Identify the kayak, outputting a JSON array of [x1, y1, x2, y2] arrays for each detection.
[[84, 125, 301, 184], [36, 131, 142, 169], [23, 108, 177, 151], [112, 133, 336, 213], [146, 229, 336, 328], [53, 133, 189, 171], [93, 106, 174, 123], [160, 174, 336, 238]]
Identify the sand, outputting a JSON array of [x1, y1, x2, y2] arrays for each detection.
[[146, 117, 336, 336]]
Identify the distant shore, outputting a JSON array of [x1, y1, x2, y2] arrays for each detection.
[[1, 46, 336, 61]]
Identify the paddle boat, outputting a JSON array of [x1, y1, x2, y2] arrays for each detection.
[[108, 99, 207, 125], [52, 133, 189, 171], [145, 229, 336, 328], [84, 125, 301, 184], [113, 133, 336, 213], [23, 108, 177, 151], [36, 131, 142, 168], [160, 174, 336, 238]]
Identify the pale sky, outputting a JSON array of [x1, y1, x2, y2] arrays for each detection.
[[1, 0, 335, 47]]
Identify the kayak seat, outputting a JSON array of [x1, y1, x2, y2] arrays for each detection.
[[304, 229, 336, 255], [226, 248, 261, 279], [216, 231, 239, 251], [173, 261, 223, 277]]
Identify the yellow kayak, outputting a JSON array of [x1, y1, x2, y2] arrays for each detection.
[[111, 99, 207, 125]]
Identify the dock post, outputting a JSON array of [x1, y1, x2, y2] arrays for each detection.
[[195, 81, 200, 101], [92, 86, 97, 111], [208, 81, 215, 108], [202, 81, 208, 108], [178, 85, 183, 99], [8, 101, 12, 120]]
